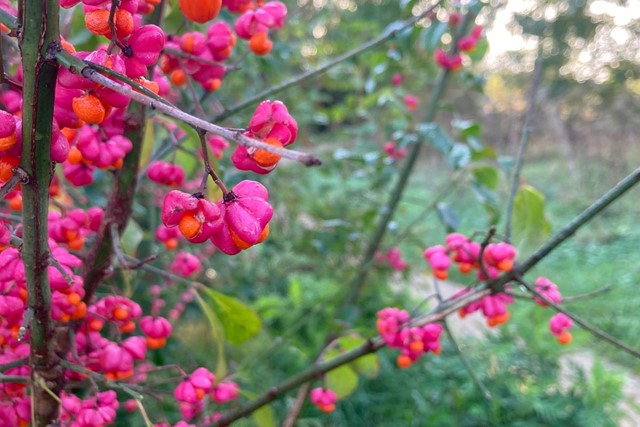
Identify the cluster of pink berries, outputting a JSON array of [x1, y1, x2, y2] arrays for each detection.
[[455, 286, 514, 327], [374, 246, 407, 271], [309, 387, 337, 413], [57, 26, 166, 124], [424, 234, 525, 330], [161, 22, 233, 90], [170, 251, 203, 277], [162, 180, 272, 255], [403, 94, 419, 112], [148, 160, 186, 187], [433, 12, 484, 71], [161, 1, 287, 90], [383, 140, 408, 160], [158, 99, 297, 254], [424, 232, 517, 281], [0, 222, 203, 424], [58, 390, 120, 427], [231, 100, 298, 174], [534, 277, 573, 344], [549, 313, 573, 344], [48, 207, 103, 251], [173, 367, 240, 420], [377, 308, 443, 369]]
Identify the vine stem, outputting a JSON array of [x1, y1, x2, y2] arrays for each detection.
[[212, 1, 443, 121], [504, 55, 543, 241], [19, 0, 62, 422], [54, 49, 321, 167]]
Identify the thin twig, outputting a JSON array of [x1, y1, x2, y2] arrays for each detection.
[[507, 285, 613, 302], [109, 223, 157, 270], [18, 307, 33, 341], [107, 0, 128, 53], [110, 222, 132, 270], [0, 356, 28, 372], [2, 73, 22, 91], [434, 279, 491, 400], [134, 398, 155, 427], [563, 285, 613, 302], [0, 167, 28, 199], [197, 129, 229, 194], [477, 226, 496, 286], [48, 255, 75, 285], [177, 57, 207, 119], [0, 9, 18, 32], [282, 382, 312, 427], [163, 47, 229, 69], [0, 212, 22, 222], [33, 375, 62, 402], [84, 59, 171, 107], [504, 55, 543, 241], [59, 359, 145, 400], [0, 374, 28, 383], [516, 276, 640, 359]]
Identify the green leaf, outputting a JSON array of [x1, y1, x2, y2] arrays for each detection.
[[471, 146, 497, 161], [201, 288, 262, 345], [119, 219, 143, 256], [241, 391, 277, 427], [288, 278, 302, 305], [325, 364, 359, 399], [417, 123, 454, 155], [471, 182, 500, 225], [451, 119, 481, 138], [512, 185, 551, 248], [140, 121, 156, 168], [436, 202, 460, 232], [193, 290, 227, 378], [422, 20, 449, 51], [173, 121, 201, 176], [324, 335, 381, 387], [472, 166, 499, 189], [352, 353, 380, 379], [468, 37, 489, 62], [252, 404, 277, 427], [447, 143, 471, 169], [336, 335, 365, 351]]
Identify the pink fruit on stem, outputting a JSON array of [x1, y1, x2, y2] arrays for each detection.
[[209, 180, 273, 255]]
